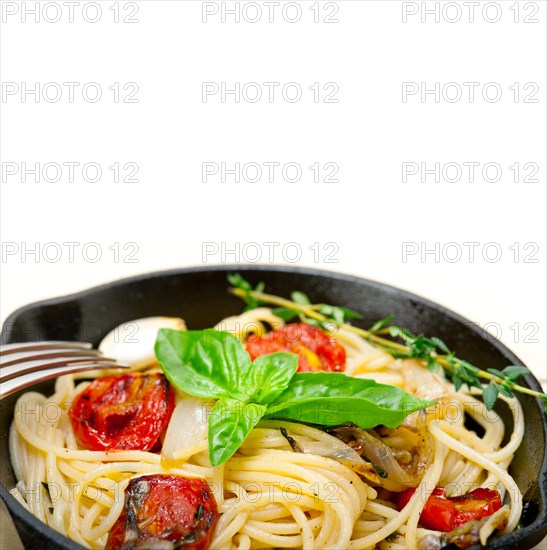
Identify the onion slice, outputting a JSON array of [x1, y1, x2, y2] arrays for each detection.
[[279, 424, 413, 492], [328, 424, 421, 491], [402, 359, 447, 401], [327, 419, 433, 491], [161, 394, 211, 461]]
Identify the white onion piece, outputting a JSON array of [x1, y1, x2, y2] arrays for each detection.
[[99, 316, 186, 369], [162, 395, 211, 461], [282, 428, 406, 492], [402, 359, 447, 401]]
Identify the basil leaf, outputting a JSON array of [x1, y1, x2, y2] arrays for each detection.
[[247, 353, 298, 404], [265, 396, 430, 428], [155, 329, 251, 401], [208, 399, 266, 466], [157, 329, 436, 466], [275, 372, 375, 399], [265, 372, 435, 428]]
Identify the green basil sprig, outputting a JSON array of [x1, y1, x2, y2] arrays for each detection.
[[155, 329, 297, 466], [155, 329, 435, 466]]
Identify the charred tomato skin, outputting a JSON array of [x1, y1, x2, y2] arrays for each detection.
[[106, 474, 218, 550], [245, 322, 346, 372], [450, 487, 502, 526], [69, 373, 174, 451]]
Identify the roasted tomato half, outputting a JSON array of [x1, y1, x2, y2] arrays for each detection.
[[246, 322, 346, 372], [69, 373, 174, 451], [106, 474, 218, 550], [397, 486, 502, 532]]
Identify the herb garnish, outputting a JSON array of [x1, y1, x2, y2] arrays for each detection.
[[155, 329, 435, 466], [227, 274, 265, 311], [228, 274, 547, 413], [230, 274, 363, 327]]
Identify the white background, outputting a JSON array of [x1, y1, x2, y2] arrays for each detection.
[[1, 1, 545, 389], [0, 3, 546, 547]]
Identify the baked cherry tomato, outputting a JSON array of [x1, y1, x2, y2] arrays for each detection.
[[450, 488, 503, 527], [245, 323, 346, 372], [397, 486, 502, 532], [397, 487, 456, 532], [106, 474, 218, 550], [69, 373, 174, 451]]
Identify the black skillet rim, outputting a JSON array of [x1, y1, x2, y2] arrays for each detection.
[[1, 265, 546, 550]]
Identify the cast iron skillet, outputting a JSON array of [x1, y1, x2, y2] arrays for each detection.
[[1, 266, 546, 549]]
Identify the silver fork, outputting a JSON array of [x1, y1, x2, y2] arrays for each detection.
[[0, 342, 130, 399]]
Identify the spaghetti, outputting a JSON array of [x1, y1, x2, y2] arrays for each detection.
[[9, 307, 524, 549]]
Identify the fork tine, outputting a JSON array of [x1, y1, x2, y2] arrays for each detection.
[[0, 362, 127, 399], [1, 348, 104, 368], [0, 342, 93, 356], [0, 357, 127, 383], [0, 341, 130, 400]]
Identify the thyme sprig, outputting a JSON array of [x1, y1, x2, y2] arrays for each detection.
[[228, 275, 547, 413], [227, 273, 266, 311]]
